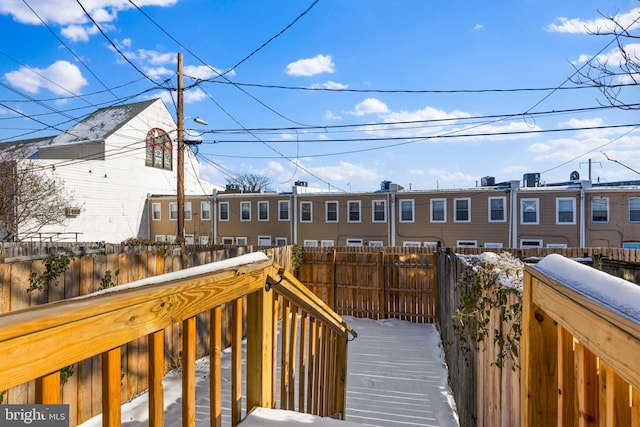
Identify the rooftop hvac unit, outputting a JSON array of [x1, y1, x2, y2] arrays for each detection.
[[64, 207, 81, 217], [380, 180, 392, 190], [523, 173, 540, 187], [294, 181, 308, 187], [481, 176, 495, 186]]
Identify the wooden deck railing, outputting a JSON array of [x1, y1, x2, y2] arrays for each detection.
[[521, 254, 640, 426], [0, 252, 355, 426]]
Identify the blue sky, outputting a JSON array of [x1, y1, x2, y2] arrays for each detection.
[[1, 0, 639, 192]]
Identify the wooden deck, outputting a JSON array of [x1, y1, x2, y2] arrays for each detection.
[[343, 317, 459, 427]]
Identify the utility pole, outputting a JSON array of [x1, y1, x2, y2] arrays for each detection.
[[177, 52, 185, 245]]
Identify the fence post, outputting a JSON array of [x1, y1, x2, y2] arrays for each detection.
[[246, 286, 275, 411], [378, 251, 385, 319], [520, 270, 558, 427]]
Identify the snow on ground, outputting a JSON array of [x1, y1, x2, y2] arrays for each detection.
[[80, 316, 458, 426]]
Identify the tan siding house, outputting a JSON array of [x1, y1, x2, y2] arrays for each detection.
[[148, 179, 640, 249]]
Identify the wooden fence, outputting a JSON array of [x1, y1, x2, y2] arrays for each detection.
[[0, 245, 293, 423], [0, 252, 354, 426], [297, 247, 438, 323]]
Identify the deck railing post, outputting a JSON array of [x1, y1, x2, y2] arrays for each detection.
[[246, 286, 274, 412]]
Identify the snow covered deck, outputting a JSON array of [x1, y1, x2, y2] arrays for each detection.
[[81, 317, 459, 426]]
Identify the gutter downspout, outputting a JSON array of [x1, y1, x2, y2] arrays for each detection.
[[510, 180, 519, 248], [390, 193, 396, 246], [293, 187, 298, 245], [580, 180, 591, 247], [212, 190, 217, 244]]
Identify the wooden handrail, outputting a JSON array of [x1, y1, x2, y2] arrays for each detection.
[[0, 252, 354, 426], [521, 254, 640, 426]]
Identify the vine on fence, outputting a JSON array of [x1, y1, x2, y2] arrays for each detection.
[[451, 252, 523, 370], [27, 252, 71, 292]]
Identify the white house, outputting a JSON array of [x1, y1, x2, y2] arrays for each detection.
[[10, 98, 210, 243]]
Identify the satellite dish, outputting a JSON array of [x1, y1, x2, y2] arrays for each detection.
[[570, 170, 580, 181]]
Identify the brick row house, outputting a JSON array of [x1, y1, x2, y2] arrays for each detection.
[[148, 178, 640, 249]]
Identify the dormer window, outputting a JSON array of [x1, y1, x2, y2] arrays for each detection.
[[145, 128, 172, 170]]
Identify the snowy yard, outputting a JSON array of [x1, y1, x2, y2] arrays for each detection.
[[81, 316, 458, 427]]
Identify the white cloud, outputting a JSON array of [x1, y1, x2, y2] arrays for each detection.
[[425, 169, 478, 184], [286, 54, 334, 76], [5, 60, 88, 95], [184, 65, 235, 80], [308, 161, 378, 182], [502, 165, 527, 173], [346, 98, 389, 116], [547, 7, 640, 34], [324, 111, 342, 120], [473, 24, 484, 30], [311, 81, 348, 90], [0, 0, 178, 41]]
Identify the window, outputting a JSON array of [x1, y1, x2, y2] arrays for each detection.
[[258, 201, 269, 221], [457, 240, 478, 247], [201, 201, 211, 221], [488, 197, 506, 222], [424, 241, 439, 248], [300, 201, 312, 222], [454, 198, 471, 222], [623, 242, 640, 249], [222, 237, 234, 245], [325, 201, 338, 222], [199, 235, 209, 244], [166, 235, 176, 243], [155, 235, 166, 242], [484, 242, 503, 248], [278, 200, 290, 221], [169, 203, 178, 221], [275, 237, 288, 246], [430, 199, 446, 222], [184, 202, 192, 221], [521, 198, 539, 224], [630, 197, 640, 223], [321, 240, 334, 247], [258, 235, 271, 246], [403, 241, 421, 247], [152, 203, 161, 221], [240, 202, 251, 221], [556, 198, 575, 224], [346, 239, 363, 247], [399, 199, 414, 222], [520, 239, 542, 248], [236, 237, 248, 245], [546, 243, 567, 248], [185, 234, 194, 244], [145, 128, 172, 170], [304, 240, 318, 247], [591, 197, 609, 223], [372, 200, 386, 222], [348, 200, 361, 223], [219, 202, 229, 221], [368, 241, 384, 247]]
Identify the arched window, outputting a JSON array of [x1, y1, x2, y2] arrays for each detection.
[[145, 128, 172, 170]]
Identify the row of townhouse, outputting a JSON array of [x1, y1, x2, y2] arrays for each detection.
[[147, 179, 640, 249]]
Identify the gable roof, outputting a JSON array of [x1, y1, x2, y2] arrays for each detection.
[[50, 99, 159, 147]]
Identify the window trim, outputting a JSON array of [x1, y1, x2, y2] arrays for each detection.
[[145, 127, 172, 170], [152, 203, 161, 221], [240, 201, 251, 222], [347, 200, 362, 223], [630, 197, 640, 223], [155, 235, 166, 242], [488, 196, 506, 223], [454, 197, 471, 223], [456, 240, 477, 248], [591, 197, 609, 224], [399, 199, 415, 223], [520, 239, 543, 248], [258, 201, 269, 221], [303, 240, 318, 247], [184, 201, 192, 221], [484, 242, 504, 248], [221, 237, 234, 245], [236, 236, 248, 245], [300, 201, 313, 223], [169, 202, 178, 221], [275, 237, 288, 246], [325, 200, 339, 223], [200, 201, 211, 221], [372, 199, 387, 223], [403, 241, 421, 247], [219, 202, 229, 221], [556, 197, 576, 225], [520, 198, 539, 225], [430, 198, 447, 223], [368, 240, 384, 247], [346, 238, 363, 247], [258, 235, 271, 246], [321, 240, 334, 247], [278, 200, 290, 221]]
